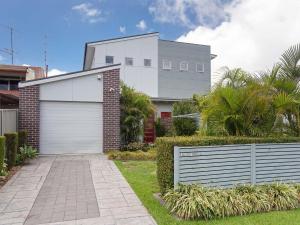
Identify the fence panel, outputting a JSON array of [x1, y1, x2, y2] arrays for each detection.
[[174, 143, 300, 188], [0, 109, 18, 135]]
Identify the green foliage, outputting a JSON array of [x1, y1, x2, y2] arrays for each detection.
[[156, 135, 300, 194], [0, 136, 6, 176], [108, 148, 156, 160], [16, 145, 38, 165], [155, 118, 166, 137], [172, 100, 198, 136], [17, 130, 28, 152], [121, 142, 150, 152], [120, 82, 154, 145], [163, 183, 299, 220], [194, 44, 300, 136], [4, 133, 18, 169]]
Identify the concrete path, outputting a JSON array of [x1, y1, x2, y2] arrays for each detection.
[[0, 155, 157, 225]]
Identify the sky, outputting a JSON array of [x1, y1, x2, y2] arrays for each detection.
[[0, 0, 299, 83]]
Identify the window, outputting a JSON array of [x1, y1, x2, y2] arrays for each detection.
[[144, 59, 151, 67], [10, 80, 19, 90], [196, 63, 204, 73], [162, 59, 172, 70], [125, 57, 133, 66], [180, 61, 188, 71], [105, 56, 114, 64], [0, 80, 8, 90]]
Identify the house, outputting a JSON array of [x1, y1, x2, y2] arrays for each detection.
[[83, 32, 216, 142], [0, 64, 45, 108]]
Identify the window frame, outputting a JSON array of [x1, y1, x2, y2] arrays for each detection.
[[179, 61, 189, 71], [105, 55, 114, 65], [144, 59, 152, 67], [125, 57, 134, 66], [196, 63, 204, 73], [162, 59, 172, 70]]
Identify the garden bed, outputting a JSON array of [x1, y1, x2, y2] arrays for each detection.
[[0, 165, 21, 189]]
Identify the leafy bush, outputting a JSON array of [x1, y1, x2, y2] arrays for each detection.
[[18, 130, 28, 152], [4, 133, 18, 169], [120, 82, 154, 145], [16, 145, 38, 165], [155, 118, 167, 137], [121, 142, 151, 152], [156, 135, 300, 194], [108, 148, 156, 160], [163, 183, 299, 220], [172, 100, 198, 136], [0, 136, 6, 176]]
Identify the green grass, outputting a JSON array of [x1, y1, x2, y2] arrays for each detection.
[[115, 160, 300, 225]]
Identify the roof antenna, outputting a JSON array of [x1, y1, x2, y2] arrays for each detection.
[[0, 24, 15, 64], [44, 34, 48, 77]]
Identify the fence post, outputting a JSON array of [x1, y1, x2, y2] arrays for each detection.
[[250, 144, 256, 184], [174, 146, 180, 189]]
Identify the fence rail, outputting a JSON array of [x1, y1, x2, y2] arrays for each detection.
[[0, 109, 18, 135], [174, 143, 300, 188]]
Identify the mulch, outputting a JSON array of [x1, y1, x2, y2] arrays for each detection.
[[0, 166, 21, 189]]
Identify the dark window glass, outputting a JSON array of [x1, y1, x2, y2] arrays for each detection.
[[0, 80, 9, 90], [105, 56, 114, 64], [10, 80, 19, 90]]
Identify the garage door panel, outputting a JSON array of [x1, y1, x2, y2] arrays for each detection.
[[40, 101, 103, 154]]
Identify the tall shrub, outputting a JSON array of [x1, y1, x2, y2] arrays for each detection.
[[120, 82, 154, 145], [4, 133, 18, 169], [0, 136, 6, 173], [18, 130, 28, 152], [172, 100, 198, 136]]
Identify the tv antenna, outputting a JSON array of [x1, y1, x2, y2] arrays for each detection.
[[0, 24, 15, 64], [43, 34, 48, 77]]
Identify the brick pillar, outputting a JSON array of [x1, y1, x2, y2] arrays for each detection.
[[19, 85, 40, 150], [103, 69, 120, 151]]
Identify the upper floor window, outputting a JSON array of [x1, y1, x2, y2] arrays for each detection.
[[10, 80, 19, 90], [196, 63, 204, 73], [0, 80, 8, 90], [180, 61, 188, 71], [125, 57, 133, 66], [162, 59, 172, 70], [144, 59, 151, 67], [105, 56, 114, 65]]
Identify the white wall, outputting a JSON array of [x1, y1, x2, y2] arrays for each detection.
[[91, 35, 158, 97], [154, 101, 173, 118], [40, 73, 103, 102]]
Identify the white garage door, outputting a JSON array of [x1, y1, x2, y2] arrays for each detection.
[[40, 101, 103, 154]]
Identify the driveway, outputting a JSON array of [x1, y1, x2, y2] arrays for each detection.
[[0, 155, 157, 225]]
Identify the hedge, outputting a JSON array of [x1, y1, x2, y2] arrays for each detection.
[[156, 135, 300, 194], [0, 136, 6, 173], [4, 133, 18, 169], [108, 149, 157, 160], [18, 130, 28, 152]]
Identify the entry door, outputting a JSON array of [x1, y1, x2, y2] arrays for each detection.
[[40, 101, 103, 154]]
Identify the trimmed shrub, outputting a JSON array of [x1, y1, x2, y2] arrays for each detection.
[[163, 183, 299, 220], [0, 136, 6, 175], [18, 130, 28, 151], [155, 118, 167, 137], [156, 135, 300, 194], [121, 142, 151, 152], [107, 148, 156, 161], [4, 133, 18, 169]]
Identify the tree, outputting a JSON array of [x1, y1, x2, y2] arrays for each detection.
[[120, 83, 154, 145]]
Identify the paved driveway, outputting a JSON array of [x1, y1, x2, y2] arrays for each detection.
[[0, 155, 157, 225]]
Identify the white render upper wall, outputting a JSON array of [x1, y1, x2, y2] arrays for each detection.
[[91, 34, 159, 97]]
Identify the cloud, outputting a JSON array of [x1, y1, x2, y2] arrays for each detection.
[[136, 20, 147, 31], [119, 26, 126, 34], [0, 55, 4, 62], [149, 0, 229, 28], [176, 0, 300, 84], [47, 68, 67, 77], [72, 3, 104, 23]]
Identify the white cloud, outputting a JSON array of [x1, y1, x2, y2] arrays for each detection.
[[149, 0, 228, 28], [0, 55, 4, 62], [119, 26, 126, 34], [47, 68, 67, 77], [176, 0, 300, 84], [136, 20, 147, 31], [22, 64, 31, 66], [72, 3, 104, 23]]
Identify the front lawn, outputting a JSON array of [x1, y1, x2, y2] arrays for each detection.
[[115, 160, 300, 225]]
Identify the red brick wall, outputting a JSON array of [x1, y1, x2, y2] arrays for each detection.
[[18, 85, 40, 150], [103, 69, 120, 151]]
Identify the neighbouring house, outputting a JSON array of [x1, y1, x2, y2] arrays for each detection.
[[0, 64, 45, 108], [18, 65, 120, 154], [83, 32, 216, 142]]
